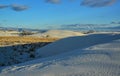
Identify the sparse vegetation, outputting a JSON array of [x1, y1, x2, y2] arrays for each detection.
[[0, 63, 5, 66], [46, 35, 50, 38], [19, 31, 34, 36], [30, 54, 35, 58], [84, 30, 95, 34], [0, 36, 59, 66], [0, 42, 51, 66]]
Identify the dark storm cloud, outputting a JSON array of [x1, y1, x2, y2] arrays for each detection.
[[0, 4, 9, 9], [45, 0, 61, 4], [11, 4, 29, 11], [81, 0, 117, 7]]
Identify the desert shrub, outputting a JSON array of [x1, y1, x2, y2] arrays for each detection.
[[29, 47, 35, 52], [0, 63, 5, 66], [19, 30, 34, 36], [29, 54, 35, 58], [46, 35, 50, 38], [13, 47, 17, 51], [20, 52, 23, 55], [84, 30, 95, 34]]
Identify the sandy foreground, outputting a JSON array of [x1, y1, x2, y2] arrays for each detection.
[[0, 33, 120, 76]]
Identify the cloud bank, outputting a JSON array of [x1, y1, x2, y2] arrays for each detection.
[[11, 4, 29, 11], [45, 0, 117, 7], [47, 22, 120, 31], [45, 0, 60, 4], [0, 0, 117, 12], [111, 21, 120, 24], [81, 0, 117, 7], [0, 4, 29, 12], [0, 4, 9, 9]]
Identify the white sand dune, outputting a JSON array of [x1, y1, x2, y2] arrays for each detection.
[[43, 30, 85, 38], [30, 30, 85, 38], [0, 33, 120, 76], [0, 31, 19, 36], [36, 33, 120, 57]]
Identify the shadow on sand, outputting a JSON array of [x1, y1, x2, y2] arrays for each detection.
[[0, 42, 51, 67]]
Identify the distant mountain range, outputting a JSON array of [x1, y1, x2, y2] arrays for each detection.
[[60, 24, 120, 32], [0, 24, 120, 32], [0, 27, 47, 33]]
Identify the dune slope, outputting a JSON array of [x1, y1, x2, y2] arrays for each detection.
[[0, 33, 120, 76]]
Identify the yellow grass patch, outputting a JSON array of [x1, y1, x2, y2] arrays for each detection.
[[0, 36, 59, 47]]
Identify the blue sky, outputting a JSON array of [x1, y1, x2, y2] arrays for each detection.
[[0, 0, 120, 29]]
